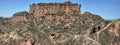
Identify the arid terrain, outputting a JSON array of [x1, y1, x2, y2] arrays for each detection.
[[0, 1, 120, 45]]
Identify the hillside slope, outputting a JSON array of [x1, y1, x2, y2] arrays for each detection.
[[0, 12, 119, 45]]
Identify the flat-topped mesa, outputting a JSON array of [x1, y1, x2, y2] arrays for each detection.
[[30, 1, 81, 18]]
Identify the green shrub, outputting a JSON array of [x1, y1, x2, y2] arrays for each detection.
[[28, 27, 39, 34]]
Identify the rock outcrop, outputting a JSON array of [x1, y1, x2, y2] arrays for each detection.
[[30, 1, 81, 18]]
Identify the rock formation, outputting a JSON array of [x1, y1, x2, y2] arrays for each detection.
[[9, 1, 81, 23], [30, 1, 81, 18]]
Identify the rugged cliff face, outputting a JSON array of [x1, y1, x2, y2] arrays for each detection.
[[30, 1, 81, 18], [0, 11, 119, 45]]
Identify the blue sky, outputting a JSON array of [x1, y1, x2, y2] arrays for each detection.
[[0, 0, 120, 20]]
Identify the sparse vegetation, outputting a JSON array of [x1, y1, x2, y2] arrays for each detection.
[[0, 1, 119, 45], [13, 11, 29, 16]]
